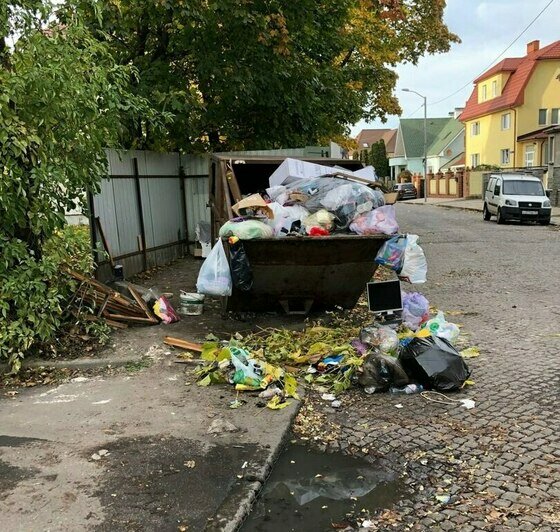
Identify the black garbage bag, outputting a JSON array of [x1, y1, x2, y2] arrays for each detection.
[[398, 335, 471, 392], [230, 242, 253, 291], [358, 351, 410, 392]]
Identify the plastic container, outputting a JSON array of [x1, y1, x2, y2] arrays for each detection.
[[389, 384, 424, 394], [179, 292, 205, 315]]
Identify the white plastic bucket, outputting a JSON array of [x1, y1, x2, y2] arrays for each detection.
[[179, 292, 205, 315]]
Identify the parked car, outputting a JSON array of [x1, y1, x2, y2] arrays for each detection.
[[393, 183, 417, 200], [483, 173, 551, 225]]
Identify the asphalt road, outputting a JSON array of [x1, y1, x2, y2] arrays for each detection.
[[296, 203, 560, 531]]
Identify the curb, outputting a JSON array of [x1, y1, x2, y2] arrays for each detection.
[[205, 399, 304, 532], [0, 354, 146, 374]]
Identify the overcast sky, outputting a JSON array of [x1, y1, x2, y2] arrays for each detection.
[[351, 0, 560, 135]]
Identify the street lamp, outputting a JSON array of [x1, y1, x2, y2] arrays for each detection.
[[402, 88, 428, 203]]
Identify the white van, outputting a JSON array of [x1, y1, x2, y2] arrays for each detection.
[[483, 173, 551, 225]]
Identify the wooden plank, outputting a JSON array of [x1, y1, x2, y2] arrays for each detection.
[[95, 217, 115, 268], [226, 164, 242, 203], [102, 311, 157, 324], [164, 336, 203, 353], [67, 269, 138, 308], [128, 284, 158, 322], [220, 161, 234, 220], [105, 319, 129, 329]]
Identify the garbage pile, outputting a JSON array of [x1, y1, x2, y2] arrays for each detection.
[[193, 299, 473, 409], [219, 173, 396, 241]]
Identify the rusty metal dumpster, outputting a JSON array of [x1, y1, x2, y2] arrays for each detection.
[[209, 155, 389, 313]]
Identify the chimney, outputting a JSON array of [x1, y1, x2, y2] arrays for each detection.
[[453, 107, 465, 119], [527, 40, 540, 55]]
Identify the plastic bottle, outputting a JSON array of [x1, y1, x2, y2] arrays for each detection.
[[389, 384, 424, 394]]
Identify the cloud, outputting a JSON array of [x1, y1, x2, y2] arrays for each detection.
[[352, 0, 560, 135]]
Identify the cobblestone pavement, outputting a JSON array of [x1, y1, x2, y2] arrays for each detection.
[[294, 205, 560, 531]]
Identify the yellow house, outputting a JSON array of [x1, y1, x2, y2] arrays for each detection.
[[460, 40, 560, 169]]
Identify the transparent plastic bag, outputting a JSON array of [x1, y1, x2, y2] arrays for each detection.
[[423, 311, 460, 343], [196, 239, 232, 296], [321, 183, 385, 229], [359, 325, 399, 356], [267, 202, 309, 237], [349, 205, 398, 235], [398, 234, 427, 284], [375, 235, 407, 271], [402, 292, 430, 331], [219, 219, 274, 240]]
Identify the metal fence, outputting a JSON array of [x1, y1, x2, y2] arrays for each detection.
[[89, 146, 341, 280], [91, 150, 210, 281]]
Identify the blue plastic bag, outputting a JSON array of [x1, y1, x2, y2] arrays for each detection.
[[375, 235, 407, 271]]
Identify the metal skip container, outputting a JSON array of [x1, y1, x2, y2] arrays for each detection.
[[209, 155, 389, 314]]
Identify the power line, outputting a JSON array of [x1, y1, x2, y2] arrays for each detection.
[[404, 103, 424, 119], [430, 0, 557, 106]]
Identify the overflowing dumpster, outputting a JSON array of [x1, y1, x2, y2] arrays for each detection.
[[207, 155, 393, 314]]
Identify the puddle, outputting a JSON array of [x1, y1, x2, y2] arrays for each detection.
[[241, 441, 404, 531]]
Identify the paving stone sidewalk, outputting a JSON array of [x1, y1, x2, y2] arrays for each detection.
[[295, 204, 560, 531]]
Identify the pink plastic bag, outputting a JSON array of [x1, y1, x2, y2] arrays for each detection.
[[349, 205, 398, 235]]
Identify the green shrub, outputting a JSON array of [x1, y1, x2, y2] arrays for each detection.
[[0, 225, 96, 372]]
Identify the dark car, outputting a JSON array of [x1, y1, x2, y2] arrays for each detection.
[[393, 183, 417, 200]]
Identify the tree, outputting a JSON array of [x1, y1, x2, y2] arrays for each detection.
[[0, 2, 158, 369], [370, 140, 390, 178], [78, 0, 459, 152]]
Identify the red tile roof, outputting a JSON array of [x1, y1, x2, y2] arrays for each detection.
[[459, 40, 560, 122], [473, 58, 522, 83]]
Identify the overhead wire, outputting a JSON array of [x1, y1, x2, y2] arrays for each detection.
[[429, 0, 558, 106]]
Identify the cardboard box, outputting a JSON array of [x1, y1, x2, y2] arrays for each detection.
[[268, 158, 341, 187], [268, 158, 378, 187]]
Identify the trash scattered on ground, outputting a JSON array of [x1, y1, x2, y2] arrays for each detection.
[[435, 494, 451, 504], [186, 300, 476, 408], [459, 398, 476, 409]]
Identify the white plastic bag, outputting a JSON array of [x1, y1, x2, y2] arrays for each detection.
[[398, 234, 427, 284], [196, 239, 232, 296]]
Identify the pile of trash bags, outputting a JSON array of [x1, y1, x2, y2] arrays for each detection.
[[218, 176, 397, 242], [194, 301, 472, 410]]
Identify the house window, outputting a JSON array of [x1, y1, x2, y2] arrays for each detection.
[[524, 145, 535, 167], [501, 113, 511, 130], [500, 149, 511, 165], [552, 108, 559, 125], [470, 153, 480, 168], [492, 80, 497, 97], [471, 122, 480, 136], [481, 85, 487, 101], [538, 109, 548, 125]]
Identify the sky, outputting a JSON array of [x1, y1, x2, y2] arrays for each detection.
[[351, 0, 560, 135]]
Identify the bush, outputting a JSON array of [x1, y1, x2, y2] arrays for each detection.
[[0, 225, 95, 372]]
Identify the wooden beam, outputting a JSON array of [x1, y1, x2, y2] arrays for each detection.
[[164, 336, 203, 353]]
